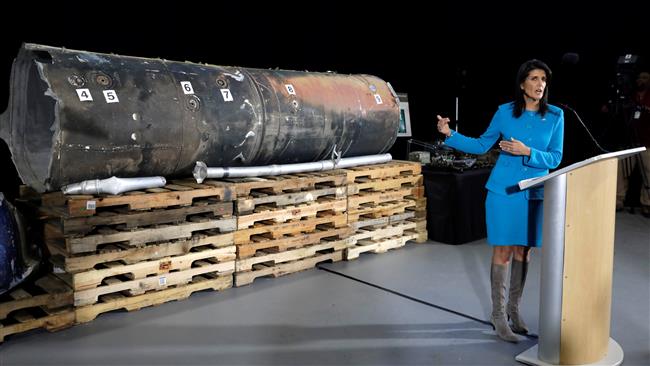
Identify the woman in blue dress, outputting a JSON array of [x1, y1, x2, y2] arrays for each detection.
[[437, 59, 564, 342]]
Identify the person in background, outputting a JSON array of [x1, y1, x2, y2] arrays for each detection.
[[617, 69, 650, 217], [436, 59, 564, 342]]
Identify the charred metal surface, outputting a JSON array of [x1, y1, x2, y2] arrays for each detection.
[[0, 44, 399, 192]]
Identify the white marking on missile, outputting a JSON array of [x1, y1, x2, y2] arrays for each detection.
[[223, 71, 244, 81], [75, 54, 110, 64], [241, 99, 255, 110], [232, 152, 245, 162], [240, 99, 258, 120], [235, 131, 255, 147]]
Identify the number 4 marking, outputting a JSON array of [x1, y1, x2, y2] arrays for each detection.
[[76, 88, 93, 101]]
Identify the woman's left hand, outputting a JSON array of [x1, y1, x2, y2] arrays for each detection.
[[499, 137, 531, 156]]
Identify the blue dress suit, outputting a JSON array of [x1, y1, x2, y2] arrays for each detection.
[[444, 103, 564, 247]]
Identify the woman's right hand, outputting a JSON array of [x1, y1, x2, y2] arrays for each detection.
[[436, 115, 452, 137]]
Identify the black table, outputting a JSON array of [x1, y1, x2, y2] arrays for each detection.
[[422, 167, 491, 244]]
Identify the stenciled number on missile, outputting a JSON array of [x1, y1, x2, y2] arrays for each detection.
[[103, 90, 119, 103], [285, 84, 296, 95], [180, 81, 194, 95], [220, 89, 233, 102], [374, 94, 383, 105], [76, 88, 93, 101]]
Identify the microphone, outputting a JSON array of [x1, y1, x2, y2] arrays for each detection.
[[558, 103, 609, 153]]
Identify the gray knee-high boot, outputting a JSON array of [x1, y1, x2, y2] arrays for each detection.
[[507, 259, 529, 334], [490, 263, 519, 342]]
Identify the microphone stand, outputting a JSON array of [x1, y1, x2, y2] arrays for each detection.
[[558, 103, 610, 153]]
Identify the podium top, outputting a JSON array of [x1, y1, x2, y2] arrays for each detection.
[[518, 147, 646, 190]]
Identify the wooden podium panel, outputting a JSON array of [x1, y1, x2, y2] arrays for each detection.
[[561, 159, 617, 364]]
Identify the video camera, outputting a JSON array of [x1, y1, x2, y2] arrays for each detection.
[[614, 54, 640, 104]]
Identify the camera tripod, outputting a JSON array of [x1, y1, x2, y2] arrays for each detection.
[[617, 105, 650, 213]]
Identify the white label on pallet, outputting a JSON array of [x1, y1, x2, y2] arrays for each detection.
[[159, 276, 167, 286], [86, 200, 96, 210], [76, 88, 93, 101]]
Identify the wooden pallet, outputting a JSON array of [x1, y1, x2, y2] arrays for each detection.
[[234, 250, 343, 287], [0, 306, 74, 343], [410, 218, 427, 232], [234, 214, 348, 245], [347, 187, 421, 210], [60, 245, 235, 293], [347, 221, 417, 246], [46, 216, 237, 255], [219, 170, 347, 197], [343, 161, 421, 182], [236, 186, 346, 214], [414, 231, 429, 243], [406, 197, 428, 219], [56, 254, 235, 306], [43, 199, 233, 235], [344, 233, 418, 260], [236, 198, 347, 230], [236, 238, 349, 272], [41, 179, 235, 217], [346, 175, 423, 195], [48, 231, 234, 273], [237, 226, 352, 258], [0, 275, 72, 319], [75, 273, 232, 324], [0, 274, 74, 343], [350, 211, 415, 230], [348, 200, 417, 223]]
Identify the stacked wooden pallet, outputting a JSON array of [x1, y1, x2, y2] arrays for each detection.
[[1, 161, 429, 342], [225, 171, 351, 286], [38, 179, 237, 323], [344, 161, 427, 260], [0, 274, 74, 342]]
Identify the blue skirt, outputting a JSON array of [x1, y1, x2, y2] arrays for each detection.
[[485, 191, 543, 247]]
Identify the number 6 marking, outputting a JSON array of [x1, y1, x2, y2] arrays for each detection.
[[181, 81, 194, 95]]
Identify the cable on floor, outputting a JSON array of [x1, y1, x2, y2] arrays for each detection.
[[318, 265, 538, 340]]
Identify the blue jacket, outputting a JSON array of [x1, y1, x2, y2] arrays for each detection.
[[444, 103, 564, 199]]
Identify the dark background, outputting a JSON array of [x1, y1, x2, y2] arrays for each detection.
[[1, 3, 647, 196]]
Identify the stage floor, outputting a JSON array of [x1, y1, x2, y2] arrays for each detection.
[[1, 212, 648, 366]]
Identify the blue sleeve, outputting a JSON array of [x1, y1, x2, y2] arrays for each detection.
[[444, 110, 501, 155], [524, 110, 564, 169]]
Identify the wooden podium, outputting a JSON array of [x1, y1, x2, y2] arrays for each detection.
[[515, 147, 646, 366]]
